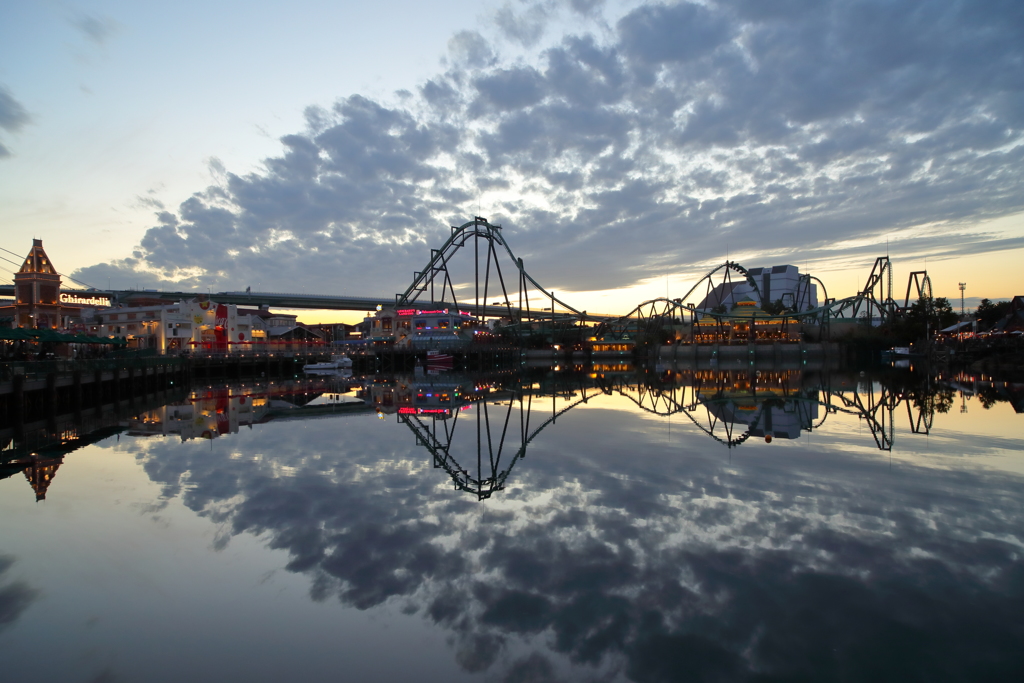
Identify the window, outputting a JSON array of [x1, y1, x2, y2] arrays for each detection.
[[415, 319, 426, 330], [438, 319, 450, 329]]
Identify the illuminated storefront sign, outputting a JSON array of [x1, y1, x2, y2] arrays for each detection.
[[395, 308, 452, 317], [398, 407, 453, 416], [59, 293, 111, 307]]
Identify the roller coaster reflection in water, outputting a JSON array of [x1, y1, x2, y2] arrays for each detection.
[[376, 369, 946, 500]]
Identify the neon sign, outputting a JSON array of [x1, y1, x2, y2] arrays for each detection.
[[398, 407, 451, 415], [60, 293, 111, 307]]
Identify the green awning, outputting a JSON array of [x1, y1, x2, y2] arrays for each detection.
[[0, 328, 35, 340]]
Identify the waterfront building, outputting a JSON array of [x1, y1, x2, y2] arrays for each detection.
[[0, 239, 112, 330], [690, 297, 801, 343], [366, 305, 480, 348], [696, 265, 818, 312], [91, 300, 254, 353]]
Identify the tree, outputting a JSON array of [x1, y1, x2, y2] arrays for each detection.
[[932, 297, 959, 329], [976, 299, 1011, 329], [893, 296, 959, 340]]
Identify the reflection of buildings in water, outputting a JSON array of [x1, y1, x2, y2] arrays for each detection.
[[126, 376, 364, 441], [0, 454, 64, 501], [692, 370, 818, 443], [126, 389, 267, 441], [368, 374, 498, 417]]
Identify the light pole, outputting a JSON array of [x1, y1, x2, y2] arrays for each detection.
[[959, 282, 966, 318]]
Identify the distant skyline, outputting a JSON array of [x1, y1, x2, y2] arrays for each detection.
[[2, 0, 1022, 321]]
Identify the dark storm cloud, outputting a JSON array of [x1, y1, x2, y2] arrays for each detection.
[[79, 0, 1024, 299], [118, 375, 1024, 681]]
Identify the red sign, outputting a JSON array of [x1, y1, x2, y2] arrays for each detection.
[[215, 304, 229, 350]]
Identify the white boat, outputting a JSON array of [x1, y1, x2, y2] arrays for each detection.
[[426, 349, 454, 368], [303, 354, 353, 372]]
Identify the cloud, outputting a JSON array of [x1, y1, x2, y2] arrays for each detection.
[[70, 13, 118, 46], [0, 85, 31, 159], [495, 2, 550, 48], [118, 371, 1024, 680], [448, 30, 496, 69], [78, 0, 1024, 300], [0, 555, 40, 632]]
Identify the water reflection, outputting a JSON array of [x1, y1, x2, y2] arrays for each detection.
[[3, 368, 1023, 681], [0, 554, 39, 633], [363, 368, 1000, 502]]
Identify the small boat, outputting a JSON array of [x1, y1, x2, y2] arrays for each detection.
[[303, 354, 353, 372], [426, 350, 454, 369]]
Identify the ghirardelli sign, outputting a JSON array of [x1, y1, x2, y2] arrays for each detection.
[[59, 293, 112, 307]]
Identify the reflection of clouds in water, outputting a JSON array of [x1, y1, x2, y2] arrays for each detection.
[[128, 402, 1024, 680], [0, 554, 40, 632]]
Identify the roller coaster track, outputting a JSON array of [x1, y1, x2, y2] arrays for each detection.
[[399, 371, 936, 500], [396, 217, 603, 323], [610, 379, 921, 452], [593, 256, 911, 341], [399, 380, 601, 499]]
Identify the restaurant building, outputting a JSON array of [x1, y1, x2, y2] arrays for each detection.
[[92, 300, 254, 353], [365, 305, 480, 348]]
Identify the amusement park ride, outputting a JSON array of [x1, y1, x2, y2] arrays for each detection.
[[388, 217, 935, 344], [371, 367, 942, 500]]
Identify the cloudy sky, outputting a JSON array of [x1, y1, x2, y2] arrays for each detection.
[[1, 0, 1022, 317]]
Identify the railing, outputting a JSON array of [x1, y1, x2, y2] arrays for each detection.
[[0, 355, 184, 382]]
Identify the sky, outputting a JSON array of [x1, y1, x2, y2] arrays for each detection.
[[1, 0, 1022, 321]]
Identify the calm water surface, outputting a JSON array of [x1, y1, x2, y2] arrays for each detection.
[[1, 369, 1022, 682]]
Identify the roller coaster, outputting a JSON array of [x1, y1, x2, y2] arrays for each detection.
[[593, 256, 933, 342], [395, 217, 602, 324], [393, 370, 940, 499]]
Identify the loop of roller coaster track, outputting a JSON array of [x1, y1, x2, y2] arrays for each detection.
[[396, 218, 589, 320]]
